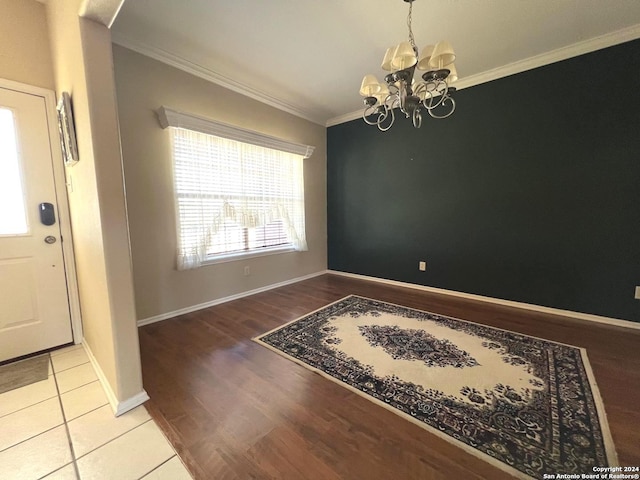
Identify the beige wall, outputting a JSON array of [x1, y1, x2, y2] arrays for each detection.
[[0, 0, 55, 89], [112, 45, 328, 320], [46, 0, 143, 403]]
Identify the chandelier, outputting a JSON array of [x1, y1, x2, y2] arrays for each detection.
[[359, 0, 458, 131]]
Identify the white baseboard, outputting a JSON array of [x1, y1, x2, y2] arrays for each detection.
[[113, 391, 151, 417], [82, 340, 150, 416], [135, 268, 639, 331], [328, 270, 640, 331], [137, 270, 329, 327]]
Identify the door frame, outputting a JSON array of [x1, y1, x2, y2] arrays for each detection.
[[0, 77, 83, 345]]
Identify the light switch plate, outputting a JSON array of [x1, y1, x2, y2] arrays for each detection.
[[635, 286, 640, 300]]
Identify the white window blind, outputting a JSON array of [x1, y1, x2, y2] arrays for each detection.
[[160, 108, 313, 270]]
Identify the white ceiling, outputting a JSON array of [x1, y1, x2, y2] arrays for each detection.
[[111, 0, 640, 126]]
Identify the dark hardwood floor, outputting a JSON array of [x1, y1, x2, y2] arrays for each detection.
[[138, 273, 640, 479]]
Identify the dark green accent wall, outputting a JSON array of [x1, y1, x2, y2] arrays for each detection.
[[327, 39, 640, 322]]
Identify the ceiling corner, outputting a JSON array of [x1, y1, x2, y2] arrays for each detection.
[[79, 0, 126, 28]]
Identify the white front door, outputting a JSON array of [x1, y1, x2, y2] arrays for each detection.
[[0, 87, 73, 362]]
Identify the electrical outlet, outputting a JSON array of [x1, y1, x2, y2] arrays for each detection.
[[244, 266, 250, 276], [419, 261, 426, 271], [635, 286, 640, 300]]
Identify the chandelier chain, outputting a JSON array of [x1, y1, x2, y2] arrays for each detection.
[[407, 1, 417, 52]]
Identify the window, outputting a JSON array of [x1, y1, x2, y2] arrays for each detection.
[[159, 107, 314, 270], [0, 108, 28, 235]]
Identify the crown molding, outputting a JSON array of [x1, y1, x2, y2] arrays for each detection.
[[453, 23, 640, 91], [326, 110, 363, 127], [113, 24, 640, 129], [111, 32, 325, 126], [326, 23, 640, 127]]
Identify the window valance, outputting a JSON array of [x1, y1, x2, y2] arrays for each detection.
[[157, 106, 315, 159]]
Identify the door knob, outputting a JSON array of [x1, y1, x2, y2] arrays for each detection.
[[44, 236, 57, 244]]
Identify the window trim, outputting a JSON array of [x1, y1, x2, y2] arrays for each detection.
[[204, 218, 295, 262], [202, 244, 296, 266]]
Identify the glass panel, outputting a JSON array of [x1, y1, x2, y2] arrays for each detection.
[[0, 108, 29, 235], [248, 220, 289, 249], [206, 220, 246, 256]]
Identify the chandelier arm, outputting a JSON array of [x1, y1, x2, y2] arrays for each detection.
[[421, 89, 436, 109], [389, 94, 401, 113], [362, 100, 397, 127], [378, 103, 392, 124], [363, 105, 382, 125], [412, 108, 422, 129], [427, 96, 456, 119], [421, 80, 449, 110], [378, 107, 395, 131]]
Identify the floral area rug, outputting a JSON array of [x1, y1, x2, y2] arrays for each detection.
[[253, 295, 618, 479]]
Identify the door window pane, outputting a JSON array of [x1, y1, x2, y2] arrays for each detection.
[[0, 108, 29, 235]]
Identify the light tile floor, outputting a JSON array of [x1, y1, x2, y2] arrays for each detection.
[[0, 345, 192, 480]]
